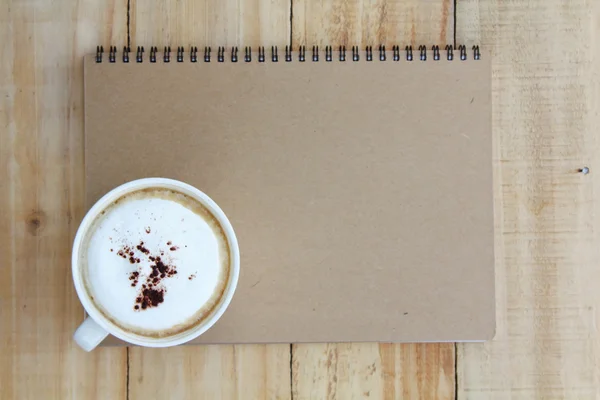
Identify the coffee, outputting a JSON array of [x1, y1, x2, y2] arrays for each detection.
[[79, 188, 230, 338]]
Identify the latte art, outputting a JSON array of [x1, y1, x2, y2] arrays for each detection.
[[79, 188, 230, 338]]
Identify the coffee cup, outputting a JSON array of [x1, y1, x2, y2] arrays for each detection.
[[72, 178, 239, 351]]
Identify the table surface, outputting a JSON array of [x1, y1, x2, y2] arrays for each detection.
[[1, 0, 598, 398]]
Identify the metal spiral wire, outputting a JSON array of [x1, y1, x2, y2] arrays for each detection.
[[95, 45, 481, 63]]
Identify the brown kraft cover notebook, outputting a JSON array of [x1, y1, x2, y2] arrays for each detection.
[[84, 46, 494, 344]]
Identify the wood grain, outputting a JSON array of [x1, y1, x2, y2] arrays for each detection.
[[292, 343, 455, 399], [126, 1, 293, 399], [292, 0, 453, 46], [129, 345, 291, 399], [456, 0, 600, 398], [130, 0, 290, 47], [290, 1, 455, 398], [0, 0, 128, 399]]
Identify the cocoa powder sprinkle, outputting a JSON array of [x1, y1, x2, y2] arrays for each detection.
[[115, 240, 178, 311], [139, 287, 165, 308], [136, 244, 149, 254]]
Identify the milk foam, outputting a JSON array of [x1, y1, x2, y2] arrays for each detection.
[[81, 189, 229, 337]]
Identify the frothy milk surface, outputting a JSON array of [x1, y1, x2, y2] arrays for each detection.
[[81, 188, 230, 338]]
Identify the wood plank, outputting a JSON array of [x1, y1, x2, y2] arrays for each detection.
[[127, 1, 292, 399], [130, 0, 290, 47], [129, 345, 291, 399], [0, 0, 128, 398], [456, 0, 600, 398], [290, 1, 455, 398], [292, 343, 455, 399], [292, 0, 453, 46]]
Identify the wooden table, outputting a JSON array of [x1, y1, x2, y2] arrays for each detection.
[[1, 0, 598, 398]]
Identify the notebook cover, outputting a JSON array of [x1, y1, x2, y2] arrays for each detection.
[[83, 50, 494, 344]]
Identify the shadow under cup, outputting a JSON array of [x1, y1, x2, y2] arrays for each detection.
[[72, 178, 240, 347]]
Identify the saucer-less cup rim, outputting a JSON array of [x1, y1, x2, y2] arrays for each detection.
[[72, 178, 240, 351]]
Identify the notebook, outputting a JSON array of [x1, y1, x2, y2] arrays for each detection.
[[84, 45, 494, 345]]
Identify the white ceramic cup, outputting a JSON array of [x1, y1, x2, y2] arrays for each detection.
[[72, 178, 240, 351]]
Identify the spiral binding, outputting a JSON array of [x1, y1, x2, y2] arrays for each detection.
[[95, 45, 481, 63]]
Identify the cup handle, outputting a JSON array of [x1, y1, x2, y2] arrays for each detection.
[[74, 317, 109, 352]]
